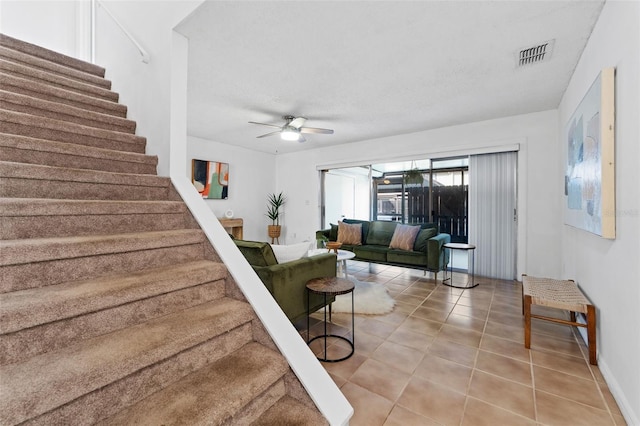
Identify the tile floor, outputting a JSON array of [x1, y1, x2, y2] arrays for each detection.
[[295, 261, 627, 426]]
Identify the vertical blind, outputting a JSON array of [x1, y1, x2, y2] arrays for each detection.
[[468, 151, 517, 280]]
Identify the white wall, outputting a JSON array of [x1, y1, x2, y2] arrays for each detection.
[[276, 110, 561, 279], [187, 136, 277, 241], [559, 1, 640, 423], [93, 0, 203, 177], [0, 0, 91, 60]]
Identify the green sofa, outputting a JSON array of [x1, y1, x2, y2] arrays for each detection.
[[316, 219, 450, 279], [234, 239, 337, 323]]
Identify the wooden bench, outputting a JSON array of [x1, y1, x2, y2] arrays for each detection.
[[522, 274, 597, 365]]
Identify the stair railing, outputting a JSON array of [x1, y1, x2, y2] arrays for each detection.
[[168, 31, 351, 426], [91, 0, 150, 64]]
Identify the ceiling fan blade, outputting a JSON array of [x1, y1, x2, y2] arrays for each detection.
[[249, 121, 282, 129], [289, 117, 307, 129], [256, 130, 281, 138], [300, 127, 334, 134]]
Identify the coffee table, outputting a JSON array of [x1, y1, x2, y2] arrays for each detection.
[[306, 277, 355, 362], [308, 248, 356, 278]]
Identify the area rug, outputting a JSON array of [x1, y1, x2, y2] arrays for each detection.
[[331, 277, 395, 315]]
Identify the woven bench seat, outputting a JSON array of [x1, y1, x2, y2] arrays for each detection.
[[522, 274, 597, 365]]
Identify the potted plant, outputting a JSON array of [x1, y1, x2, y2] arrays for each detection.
[[266, 191, 285, 243], [404, 162, 424, 187]]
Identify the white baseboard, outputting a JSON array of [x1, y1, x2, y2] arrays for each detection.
[[598, 355, 639, 425]]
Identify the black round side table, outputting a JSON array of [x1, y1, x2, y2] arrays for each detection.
[[306, 277, 355, 362], [442, 242, 479, 289]]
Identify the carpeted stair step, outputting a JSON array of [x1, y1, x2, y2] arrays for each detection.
[[0, 229, 208, 292], [0, 199, 195, 239], [97, 342, 289, 426], [0, 110, 145, 153], [1, 72, 127, 118], [0, 33, 106, 77], [0, 46, 111, 90], [0, 260, 227, 365], [253, 395, 329, 426], [0, 161, 177, 201], [0, 298, 257, 425], [0, 58, 119, 102], [0, 133, 156, 174], [0, 90, 136, 133]]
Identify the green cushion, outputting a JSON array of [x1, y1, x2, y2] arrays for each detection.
[[234, 240, 278, 266], [329, 223, 338, 241], [343, 219, 370, 244], [413, 228, 438, 252], [354, 245, 388, 262], [366, 221, 398, 246], [387, 249, 428, 266]]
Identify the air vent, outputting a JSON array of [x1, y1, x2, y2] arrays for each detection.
[[517, 39, 555, 67]]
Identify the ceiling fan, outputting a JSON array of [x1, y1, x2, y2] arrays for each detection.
[[249, 115, 334, 142]]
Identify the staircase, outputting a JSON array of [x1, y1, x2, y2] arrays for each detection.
[[0, 34, 327, 425]]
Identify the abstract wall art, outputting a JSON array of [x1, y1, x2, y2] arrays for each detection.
[[191, 159, 229, 199], [564, 67, 615, 239]]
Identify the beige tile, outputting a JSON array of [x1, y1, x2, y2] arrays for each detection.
[[412, 305, 450, 322], [394, 293, 425, 307], [451, 304, 489, 320], [348, 330, 384, 357], [598, 381, 625, 418], [428, 337, 478, 367], [533, 365, 605, 409], [480, 334, 531, 362], [531, 349, 593, 380], [437, 323, 483, 348], [393, 302, 416, 315], [387, 327, 434, 352], [462, 397, 536, 426], [384, 405, 441, 426], [445, 313, 486, 333], [396, 376, 466, 425], [488, 310, 525, 327], [421, 298, 456, 312], [529, 332, 585, 358], [484, 320, 523, 342], [340, 382, 394, 426], [371, 341, 425, 374], [413, 353, 472, 393], [397, 316, 443, 337], [490, 299, 523, 315], [468, 370, 535, 419], [349, 358, 412, 402], [373, 310, 409, 326], [357, 318, 398, 339], [535, 390, 614, 426], [401, 286, 433, 298], [475, 350, 532, 386], [427, 291, 461, 304], [323, 351, 367, 381]]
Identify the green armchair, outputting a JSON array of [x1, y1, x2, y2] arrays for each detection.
[[234, 240, 337, 323]]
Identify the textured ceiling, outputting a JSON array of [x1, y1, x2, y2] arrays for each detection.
[[176, 1, 604, 155]]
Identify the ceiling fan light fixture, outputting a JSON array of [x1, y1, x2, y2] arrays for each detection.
[[281, 126, 300, 141]]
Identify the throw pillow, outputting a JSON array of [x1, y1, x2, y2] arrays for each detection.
[[337, 221, 362, 245], [413, 228, 438, 252], [389, 224, 421, 251], [270, 241, 313, 264]]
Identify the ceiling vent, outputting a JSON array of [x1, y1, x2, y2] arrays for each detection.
[[517, 39, 555, 67]]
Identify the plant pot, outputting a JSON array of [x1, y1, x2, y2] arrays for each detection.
[[268, 225, 281, 239]]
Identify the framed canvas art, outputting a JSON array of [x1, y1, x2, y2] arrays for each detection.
[[192, 159, 229, 199], [564, 67, 615, 239]]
